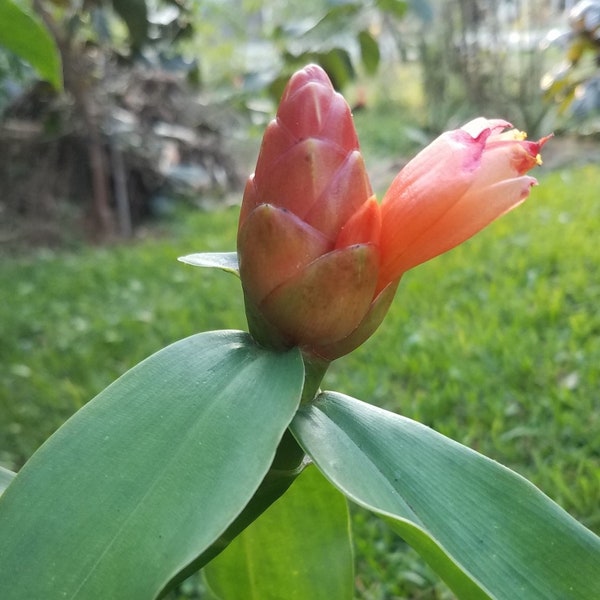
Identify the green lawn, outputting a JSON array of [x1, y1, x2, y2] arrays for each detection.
[[1, 161, 599, 598]]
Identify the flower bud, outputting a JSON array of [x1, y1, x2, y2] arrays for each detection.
[[237, 65, 382, 359], [238, 66, 549, 362]]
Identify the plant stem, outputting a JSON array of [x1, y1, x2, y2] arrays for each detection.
[[301, 355, 330, 404]]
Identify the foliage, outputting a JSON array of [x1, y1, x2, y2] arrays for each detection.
[[0, 0, 61, 90], [291, 391, 599, 600], [540, 0, 600, 136], [415, 0, 554, 137], [1, 163, 599, 598], [185, 0, 429, 103], [0, 0, 429, 244], [0, 331, 305, 599], [0, 0, 202, 241], [204, 465, 354, 600]]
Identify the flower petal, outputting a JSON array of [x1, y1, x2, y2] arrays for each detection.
[[378, 120, 548, 290], [304, 151, 374, 241], [378, 128, 486, 286], [238, 204, 330, 304], [335, 195, 381, 249], [461, 117, 512, 137], [260, 245, 379, 347], [384, 175, 537, 276]]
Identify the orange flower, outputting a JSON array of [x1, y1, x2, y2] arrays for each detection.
[[237, 65, 549, 361], [377, 118, 551, 292]]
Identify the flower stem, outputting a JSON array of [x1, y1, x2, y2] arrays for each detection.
[[301, 355, 330, 404]]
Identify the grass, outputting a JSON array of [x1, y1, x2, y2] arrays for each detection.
[[0, 209, 246, 467], [1, 153, 599, 598]]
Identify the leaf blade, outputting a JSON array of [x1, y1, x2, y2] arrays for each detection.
[[291, 391, 600, 600], [178, 252, 240, 276], [0, 331, 303, 600], [0, 0, 62, 89], [358, 30, 380, 75]]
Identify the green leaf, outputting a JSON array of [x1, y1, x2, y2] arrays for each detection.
[[358, 30, 380, 75], [111, 0, 149, 49], [204, 464, 354, 600], [0, 331, 304, 600], [376, 0, 409, 19], [0, 0, 62, 89], [0, 466, 16, 497], [301, 3, 363, 41], [318, 48, 355, 91], [291, 391, 600, 600], [163, 430, 308, 593], [178, 252, 239, 276]]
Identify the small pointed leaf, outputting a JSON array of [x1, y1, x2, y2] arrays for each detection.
[[291, 391, 600, 600], [0, 331, 304, 600], [205, 464, 354, 600], [178, 252, 239, 276]]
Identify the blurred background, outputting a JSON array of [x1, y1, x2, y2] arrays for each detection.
[[1, 0, 598, 246], [1, 1, 599, 599]]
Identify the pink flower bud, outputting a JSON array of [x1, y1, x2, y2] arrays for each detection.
[[238, 65, 549, 362], [237, 65, 381, 359]]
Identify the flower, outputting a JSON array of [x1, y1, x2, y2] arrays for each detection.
[[377, 118, 551, 293], [237, 65, 382, 359], [237, 65, 549, 362]]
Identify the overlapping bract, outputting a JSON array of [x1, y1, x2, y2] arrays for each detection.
[[237, 65, 549, 361]]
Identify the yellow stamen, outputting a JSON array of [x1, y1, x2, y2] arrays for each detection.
[[536, 153, 543, 166], [497, 129, 528, 141]]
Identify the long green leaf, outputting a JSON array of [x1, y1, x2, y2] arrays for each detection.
[[0, 0, 62, 89], [204, 464, 354, 600], [0, 330, 304, 600], [291, 391, 600, 600]]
